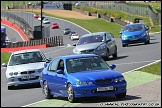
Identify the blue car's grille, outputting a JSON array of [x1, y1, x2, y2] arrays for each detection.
[[95, 78, 112, 84], [81, 49, 94, 53]]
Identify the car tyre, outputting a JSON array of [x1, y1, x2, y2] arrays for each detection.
[[145, 40, 150, 44], [67, 84, 76, 103], [115, 92, 126, 98], [43, 81, 53, 99], [104, 49, 109, 61], [8, 85, 14, 90], [112, 47, 117, 58], [122, 44, 128, 47]]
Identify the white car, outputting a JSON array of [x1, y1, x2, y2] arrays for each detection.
[[38, 16, 45, 21], [70, 32, 80, 40], [2, 49, 51, 90], [43, 18, 50, 24]]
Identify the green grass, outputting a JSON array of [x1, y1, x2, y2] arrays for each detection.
[[138, 61, 161, 76], [1, 52, 11, 64]]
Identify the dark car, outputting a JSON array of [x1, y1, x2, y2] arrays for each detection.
[[119, 23, 150, 47], [63, 28, 71, 35], [40, 54, 127, 102], [73, 32, 117, 60]]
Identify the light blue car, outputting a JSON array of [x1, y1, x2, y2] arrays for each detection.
[[119, 23, 150, 47]]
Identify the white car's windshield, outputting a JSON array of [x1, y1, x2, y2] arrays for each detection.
[[8, 51, 46, 66], [77, 35, 103, 45], [66, 56, 110, 73]]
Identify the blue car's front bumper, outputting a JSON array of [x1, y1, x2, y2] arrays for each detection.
[[121, 36, 148, 45], [73, 82, 127, 98]]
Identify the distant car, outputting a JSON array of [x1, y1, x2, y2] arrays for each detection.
[[73, 32, 117, 60], [70, 32, 80, 40], [68, 31, 77, 38], [63, 28, 71, 35], [40, 54, 127, 102], [34, 14, 39, 18], [119, 23, 150, 47], [38, 16, 45, 21], [2, 49, 52, 90], [51, 22, 59, 29], [43, 18, 50, 24]]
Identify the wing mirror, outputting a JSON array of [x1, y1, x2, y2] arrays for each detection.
[[46, 58, 52, 63], [2, 63, 7, 67], [57, 69, 64, 74], [110, 64, 116, 70]]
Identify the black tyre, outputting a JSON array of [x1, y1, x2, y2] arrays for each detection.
[[115, 92, 126, 98], [122, 44, 128, 47], [43, 81, 53, 99], [104, 49, 109, 61], [145, 40, 150, 44], [112, 47, 117, 58], [67, 84, 76, 103], [8, 85, 14, 90]]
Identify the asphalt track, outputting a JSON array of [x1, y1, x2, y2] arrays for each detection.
[[1, 11, 161, 107]]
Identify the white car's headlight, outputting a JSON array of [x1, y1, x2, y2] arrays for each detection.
[[114, 77, 125, 82], [76, 81, 93, 85], [9, 72, 18, 76], [36, 68, 44, 74], [96, 43, 106, 50]]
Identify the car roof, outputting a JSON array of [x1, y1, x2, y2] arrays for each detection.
[[12, 49, 41, 54], [81, 32, 107, 37], [125, 23, 144, 26], [58, 54, 98, 60]]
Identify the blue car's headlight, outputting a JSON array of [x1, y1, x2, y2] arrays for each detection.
[[141, 32, 147, 36], [96, 43, 106, 50], [114, 77, 125, 82], [76, 81, 93, 85]]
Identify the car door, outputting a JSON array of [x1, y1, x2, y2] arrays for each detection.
[[46, 57, 60, 92], [54, 59, 68, 94], [105, 33, 115, 55]]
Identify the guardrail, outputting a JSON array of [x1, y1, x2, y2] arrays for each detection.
[[6, 36, 63, 48]]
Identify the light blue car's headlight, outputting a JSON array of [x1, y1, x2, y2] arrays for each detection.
[[73, 48, 80, 54], [96, 43, 106, 50], [76, 81, 93, 85], [114, 77, 125, 82], [121, 35, 127, 40]]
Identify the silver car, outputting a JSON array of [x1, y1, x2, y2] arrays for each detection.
[[2, 49, 51, 90], [73, 32, 117, 60]]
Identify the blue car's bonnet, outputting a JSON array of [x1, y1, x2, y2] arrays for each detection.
[[122, 30, 144, 36], [70, 70, 122, 80]]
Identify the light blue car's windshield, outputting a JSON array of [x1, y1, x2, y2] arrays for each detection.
[[123, 24, 144, 32], [77, 35, 103, 45], [66, 56, 110, 73], [8, 51, 46, 66]]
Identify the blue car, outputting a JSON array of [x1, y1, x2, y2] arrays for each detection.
[[40, 54, 127, 102], [119, 23, 150, 47]]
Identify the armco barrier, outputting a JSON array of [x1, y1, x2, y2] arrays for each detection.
[[1, 44, 48, 52]]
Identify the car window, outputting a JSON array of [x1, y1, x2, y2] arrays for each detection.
[[124, 24, 144, 32], [77, 35, 103, 45], [57, 60, 64, 71], [48, 57, 60, 72], [8, 51, 46, 66], [66, 56, 110, 73]]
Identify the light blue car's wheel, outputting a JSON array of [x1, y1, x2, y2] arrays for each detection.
[[43, 81, 53, 99]]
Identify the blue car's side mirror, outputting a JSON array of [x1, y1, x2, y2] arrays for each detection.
[[46, 58, 52, 63], [110, 64, 116, 70], [57, 69, 64, 74]]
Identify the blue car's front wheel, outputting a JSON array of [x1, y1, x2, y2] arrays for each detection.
[[67, 84, 76, 103], [43, 81, 53, 99], [122, 44, 128, 47]]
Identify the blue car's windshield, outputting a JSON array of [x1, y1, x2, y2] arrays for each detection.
[[77, 35, 104, 45], [66, 56, 110, 73], [123, 24, 145, 32]]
